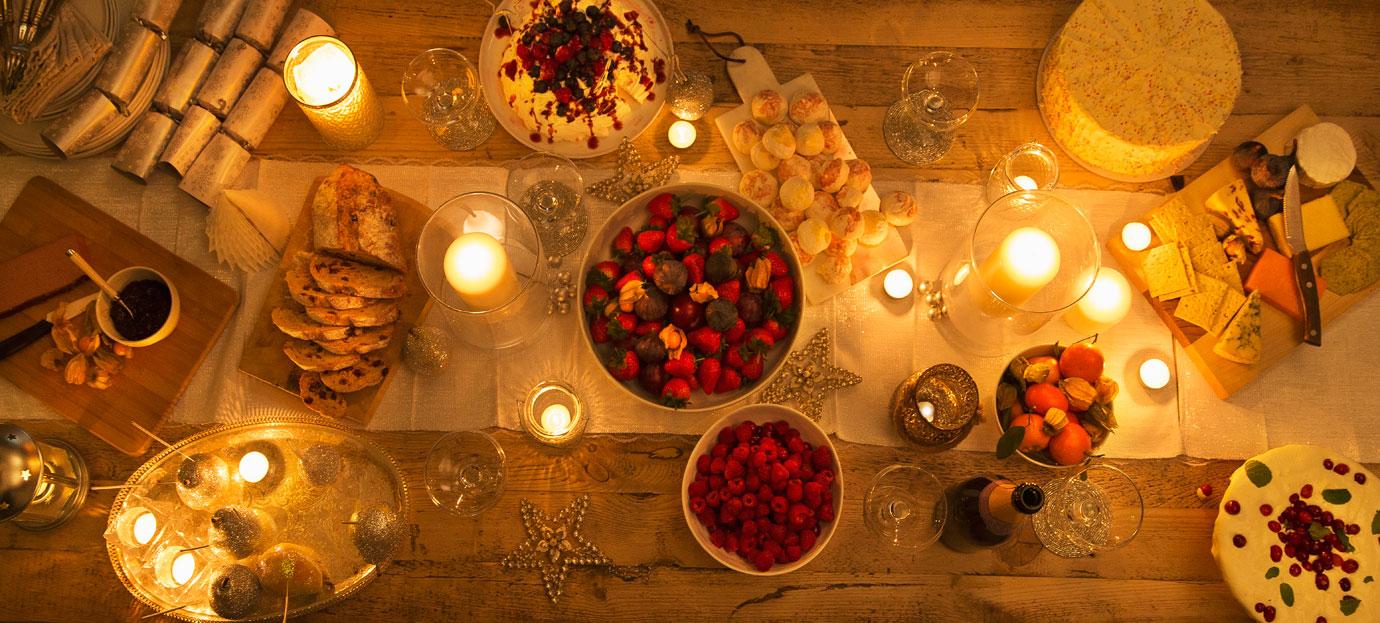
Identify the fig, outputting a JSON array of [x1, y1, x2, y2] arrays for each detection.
[[634, 333, 667, 363], [1231, 141, 1268, 171], [706, 298, 739, 332], [638, 361, 668, 394], [722, 222, 750, 255], [737, 292, 765, 325], [706, 250, 739, 283], [653, 259, 689, 295], [1251, 154, 1293, 190], [633, 288, 668, 321]]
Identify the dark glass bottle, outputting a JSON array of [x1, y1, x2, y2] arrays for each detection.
[[941, 475, 1044, 552]]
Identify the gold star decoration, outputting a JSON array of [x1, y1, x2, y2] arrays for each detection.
[[500, 494, 611, 604], [760, 329, 861, 421], [587, 138, 679, 204]]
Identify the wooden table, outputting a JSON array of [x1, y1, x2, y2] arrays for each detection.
[[4, 1, 1380, 621]]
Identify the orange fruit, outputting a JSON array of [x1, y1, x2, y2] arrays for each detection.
[[1024, 383, 1069, 415], [1049, 422, 1092, 466], [1027, 356, 1061, 383], [1010, 412, 1050, 453], [1059, 343, 1105, 383]]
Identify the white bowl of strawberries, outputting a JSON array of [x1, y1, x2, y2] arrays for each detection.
[[578, 183, 804, 411], [682, 404, 842, 575]]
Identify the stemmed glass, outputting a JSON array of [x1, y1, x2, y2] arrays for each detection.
[[883, 51, 979, 165], [425, 431, 506, 517], [401, 48, 496, 151], [863, 465, 947, 549], [506, 152, 588, 259], [1032, 464, 1144, 558]]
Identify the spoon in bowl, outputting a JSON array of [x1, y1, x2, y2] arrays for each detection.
[[65, 249, 134, 317]]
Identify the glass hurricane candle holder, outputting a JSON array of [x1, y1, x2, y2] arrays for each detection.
[[401, 48, 496, 151], [926, 190, 1099, 356], [282, 36, 384, 150], [520, 381, 587, 448], [986, 142, 1059, 203], [883, 51, 979, 165], [506, 152, 588, 259], [417, 191, 549, 350], [0, 423, 89, 531]]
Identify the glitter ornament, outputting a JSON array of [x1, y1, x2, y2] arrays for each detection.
[[759, 329, 861, 420], [300, 443, 342, 486], [667, 57, 713, 121], [587, 138, 679, 204], [209, 506, 276, 559], [402, 326, 452, 377], [500, 495, 611, 603], [210, 564, 262, 619], [351, 503, 405, 565]]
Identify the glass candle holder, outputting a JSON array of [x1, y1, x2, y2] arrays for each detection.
[[929, 190, 1099, 357], [401, 48, 495, 151], [506, 152, 588, 258], [282, 36, 384, 150], [520, 381, 587, 448], [0, 423, 89, 531], [417, 191, 549, 350], [1033, 464, 1144, 558], [883, 51, 979, 166], [985, 142, 1059, 203], [425, 431, 506, 517]]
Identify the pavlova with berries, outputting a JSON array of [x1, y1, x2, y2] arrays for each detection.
[[580, 185, 803, 409]]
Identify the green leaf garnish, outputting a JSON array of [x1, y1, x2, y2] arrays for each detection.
[[1245, 460, 1272, 487], [1372, 510, 1379, 535], [996, 383, 1017, 417], [1364, 576, 1373, 584], [1265, 567, 1279, 579], [1340, 595, 1360, 616], [1280, 582, 1294, 607], [1322, 488, 1352, 504], [996, 425, 1025, 459], [1309, 522, 1331, 541]]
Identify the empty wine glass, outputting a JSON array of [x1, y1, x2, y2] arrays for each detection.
[[425, 431, 506, 516], [1032, 464, 1144, 558], [884, 51, 979, 165], [506, 152, 588, 258], [864, 465, 947, 549], [402, 48, 496, 151]]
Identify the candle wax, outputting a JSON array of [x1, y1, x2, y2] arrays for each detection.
[[668, 120, 696, 149], [290, 42, 355, 106], [133, 512, 158, 545], [239, 451, 269, 483], [1140, 358, 1171, 390], [1063, 267, 1132, 334], [1121, 222, 1152, 252], [444, 232, 520, 310], [883, 268, 914, 299], [170, 552, 196, 586], [978, 227, 1060, 307], [541, 404, 573, 436]]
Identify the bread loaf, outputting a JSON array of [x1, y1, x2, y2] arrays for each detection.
[[312, 165, 405, 272], [308, 253, 405, 299]]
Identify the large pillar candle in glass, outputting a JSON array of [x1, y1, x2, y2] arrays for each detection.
[[282, 36, 383, 150], [1062, 267, 1132, 334]]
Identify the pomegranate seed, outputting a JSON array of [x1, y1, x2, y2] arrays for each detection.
[[1195, 483, 1213, 499], [1286, 544, 1298, 557], [1233, 534, 1247, 548], [1224, 500, 1241, 514], [1316, 573, 1330, 590], [1299, 511, 1314, 524], [1340, 578, 1352, 591], [1346, 524, 1360, 535], [1269, 520, 1282, 532], [1260, 503, 1273, 516], [1271, 545, 1283, 562], [1335, 463, 1350, 475], [1302, 484, 1314, 498], [1341, 559, 1359, 573], [1324, 459, 1334, 469], [1291, 493, 1302, 503], [1253, 602, 1265, 613], [1264, 606, 1276, 622], [1318, 617, 1328, 623], [1355, 473, 1367, 484], [1290, 563, 1302, 576]]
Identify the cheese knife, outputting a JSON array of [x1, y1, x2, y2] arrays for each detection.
[[0, 293, 97, 361], [1283, 166, 1322, 346]]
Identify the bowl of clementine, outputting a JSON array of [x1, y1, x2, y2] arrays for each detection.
[[994, 340, 1120, 469]]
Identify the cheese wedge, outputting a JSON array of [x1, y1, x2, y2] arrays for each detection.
[[1212, 291, 1261, 365], [1300, 195, 1351, 251], [1205, 179, 1264, 253]]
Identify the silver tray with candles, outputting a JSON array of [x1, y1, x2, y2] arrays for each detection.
[[105, 417, 408, 621]]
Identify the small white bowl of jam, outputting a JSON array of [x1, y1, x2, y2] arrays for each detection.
[[96, 266, 180, 347]]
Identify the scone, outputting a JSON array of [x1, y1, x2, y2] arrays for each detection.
[[815, 157, 850, 193], [805, 191, 840, 222], [286, 253, 368, 309], [835, 186, 863, 209], [844, 159, 872, 193], [776, 155, 811, 182], [750, 142, 781, 171], [319, 355, 389, 393], [731, 120, 762, 154], [751, 89, 786, 125], [779, 177, 814, 213], [769, 203, 806, 232], [817, 120, 844, 155], [272, 306, 353, 342], [738, 170, 779, 208], [830, 208, 864, 241], [816, 249, 852, 285], [304, 301, 400, 328], [762, 124, 796, 160], [796, 218, 832, 256], [827, 235, 859, 257], [795, 123, 824, 157], [284, 339, 360, 371], [788, 232, 818, 266], [789, 91, 829, 124], [858, 210, 889, 246], [880, 190, 919, 226], [299, 372, 348, 418], [309, 253, 405, 299]]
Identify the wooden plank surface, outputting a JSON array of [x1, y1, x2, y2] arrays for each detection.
[[0, 178, 237, 456]]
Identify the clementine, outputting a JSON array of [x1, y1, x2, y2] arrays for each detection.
[[1049, 422, 1093, 466], [1010, 412, 1050, 453], [1059, 343, 1105, 383]]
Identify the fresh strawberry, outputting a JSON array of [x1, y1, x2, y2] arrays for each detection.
[[647, 192, 676, 220], [586, 261, 621, 290], [715, 280, 741, 304], [682, 252, 705, 284], [716, 368, 743, 393], [762, 318, 788, 342], [705, 197, 740, 223], [725, 343, 747, 369], [608, 312, 637, 341], [636, 230, 666, 254], [612, 226, 634, 257], [649, 215, 669, 230], [688, 326, 724, 355], [707, 236, 731, 255], [741, 353, 764, 381], [606, 348, 639, 380], [762, 251, 789, 277], [667, 215, 698, 253], [660, 378, 691, 407], [614, 270, 644, 293], [590, 316, 611, 343], [583, 284, 609, 314], [725, 318, 747, 343], [641, 254, 661, 277], [745, 327, 775, 352], [768, 276, 795, 311], [750, 223, 778, 250], [634, 320, 663, 337], [698, 357, 723, 395], [663, 351, 697, 379]]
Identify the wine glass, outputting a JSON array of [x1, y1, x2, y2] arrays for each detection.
[[506, 152, 588, 259], [1032, 464, 1144, 558], [401, 48, 496, 151], [425, 431, 506, 516], [863, 465, 947, 549], [883, 51, 979, 165]]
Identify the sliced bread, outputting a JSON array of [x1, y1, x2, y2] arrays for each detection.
[[304, 300, 399, 327], [271, 306, 354, 341], [312, 164, 405, 272], [286, 252, 369, 309], [319, 355, 389, 393], [298, 372, 348, 418], [309, 252, 405, 299], [283, 339, 360, 371], [315, 324, 394, 355]]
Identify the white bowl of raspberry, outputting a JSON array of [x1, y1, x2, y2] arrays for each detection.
[[577, 183, 804, 411], [682, 404, 843, 575]]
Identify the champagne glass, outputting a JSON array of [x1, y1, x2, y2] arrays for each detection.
[[425, 431, 506, 516], [1032, 464, 1144, 558], [864, 465, 947, 549], [884, 51, 979, 165], [401, 48, 496, 151], [506, 152, 588, 258]]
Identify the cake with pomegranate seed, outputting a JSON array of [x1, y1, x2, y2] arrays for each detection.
[[1037, 0, 1241, 181], [1212, 445, 1377, 622]]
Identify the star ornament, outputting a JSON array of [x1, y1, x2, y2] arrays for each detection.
[[760, 329, 861, 421], [500, 494, 611, 604], [587, 138, 680, 204]]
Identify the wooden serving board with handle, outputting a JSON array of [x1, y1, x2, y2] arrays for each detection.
[[0, 177, 238, 456], [237, 178, 432, 426], [1107, 105, 1379, 399]]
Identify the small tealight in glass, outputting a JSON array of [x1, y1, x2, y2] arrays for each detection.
[[1121, 222, 1152, 252], [985, 142, 1059, 203], [1139, 358, 1172, 390], [521, 381, 587, 448], [883, 267, 915, 300], [668, 120, 697, 149]]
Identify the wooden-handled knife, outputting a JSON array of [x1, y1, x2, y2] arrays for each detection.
[[1283, 166, 1322, 346], [0, 293, 97, 361]]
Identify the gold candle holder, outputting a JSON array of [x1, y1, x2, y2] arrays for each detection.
[[521, 381, 587, 448], [281, 36, 383, 150]]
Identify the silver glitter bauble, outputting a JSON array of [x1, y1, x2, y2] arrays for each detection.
[[402, 326, 451, 377], [669, 70, 713, 121], [210, 506, 275, 559], [210, 564, 262, 619], [300, 443, 342, 486], [352, 503, 405, 565]]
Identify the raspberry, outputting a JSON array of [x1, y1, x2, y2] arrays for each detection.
[[818, 502, 835, 522], [786, 479, 803, 502], [784, 458, 802, 478], [730, 445, 750, 463], [697, 454, 712, 474], [804, 481, 826, 507], [788, 504, 813, 529], [734, 421, 755, 444], [773, 420, 791, 437], [742, 493, 758, 509], [689, 478, 708, 498], [710, 457, 725, 474], [785, 545, 802, 562], [709, 529, 726, 548], [724, 459, 745, 480], [750, 450, 769, 468], [740, 520, 757, 537], [717, 427, 734, 444], [771, 495, 789, 514], [787, 437, 805, 454], [799, 529, 817, 551], [752, 551, 774, 572], [810, 446, 833, 470], [727, 478, 746, 496], [712, 442, 729, 458], [709, 476, 725, 491], [770, 463, 790, 485], [814, 468, 835, 487], [706, 490, 721, 507]]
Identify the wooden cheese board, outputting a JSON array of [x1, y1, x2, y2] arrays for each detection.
[[1108, 105, 1379, 399], [237, 178, 432, 426], [0, 177, 238, 456]]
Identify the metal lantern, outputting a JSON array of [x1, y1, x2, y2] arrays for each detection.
[[1, 423, 90, 530]]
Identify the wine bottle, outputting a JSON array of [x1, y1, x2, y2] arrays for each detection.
[[941, 475, 1044, 552]]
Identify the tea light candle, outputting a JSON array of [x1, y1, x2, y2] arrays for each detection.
[[1063, 267, 1132, 334], [170, 552, 196, 586], [282, 36, 383, 150], [540, 404, 572, 436], [1139, 358, 1171, 390], [132, 511, 158, 545], [668, 120, 696, 149], [986, 142, 1059, 202], [1121, 222, 1152, 252], [1013, 175, 1038, 190], [238, 450, 270, 484], [883, 268, 914, 299], [522, 381, 586, 447], [444, 232, 520, 310], [978, 227, 1060, 306]]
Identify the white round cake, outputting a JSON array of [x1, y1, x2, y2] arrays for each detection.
[[1212, 445, 1377, 622], [1038, 0, 1242, 181]]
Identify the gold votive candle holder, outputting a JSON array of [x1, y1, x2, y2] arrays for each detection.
[[521, 381, 587, 448], [282, 35, 384, 150]]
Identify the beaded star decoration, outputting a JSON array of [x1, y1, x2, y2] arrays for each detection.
[[500, 494, 611, 604], [759, 329, 861, 421], [587, 138, 679, 203]]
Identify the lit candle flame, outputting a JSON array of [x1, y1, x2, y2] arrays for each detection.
[[133, 512, 158, 545], [170, 552, 196, 586], [668, 120, 696, 149], [540, 404, 572, 436], [1139, 358, 1171, 390], [883, 268, 914, 299], [290, 42, 355, 106], [1121, 222, 1152, 252], [239, 451, 270, 484]]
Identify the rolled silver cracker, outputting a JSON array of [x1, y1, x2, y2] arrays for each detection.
[[40, 90, 119, 158], [234, 0, 291, 53], [222, 67, 286, 149], [160, 104, 221, 175], [193, 37, 262, 118], [180, 132, 251, 207], [134, 0, 183, 37], [154, 39, 219, 118], [113, 111, 177, 182], [196, 0, 249, 49], [94, 22, 161, 114], [267, 9, 334, 73]]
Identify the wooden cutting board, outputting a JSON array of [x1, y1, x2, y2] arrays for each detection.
[[0, 177, 238, 456], [238, 178, 432, 426], [1107, 105, 1379, 399]]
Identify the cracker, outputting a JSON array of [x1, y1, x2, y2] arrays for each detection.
[[1330, 180, 1366, 218], [1173, 275, 1227, 332], [1214, 285, 1247, 335], [1145, 242, 1193, 300], [1319, 245, 1375, 295]]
